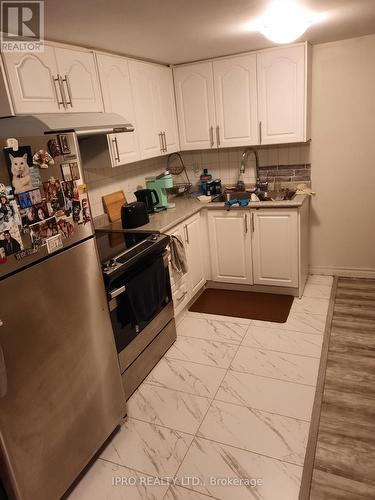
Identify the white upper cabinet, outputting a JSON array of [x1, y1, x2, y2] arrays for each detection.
[[96, 53, 140, 166], [2, 46, 62, 114], [208, 211, 253, 285], [2, 44, 103, 114], [213, 54, 258, 148], [173, 62, 216, 151], [252, 209, 298, 287], [54, 47, 103, 112], [257, 45, 307, 144], [156, 65, 180, 154], [130, 60, 177, 159]]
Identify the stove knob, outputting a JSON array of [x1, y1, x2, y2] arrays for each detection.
[[103, 262, 110, 272], [151, 234, 158, 240], [109, 259, 117, 268]]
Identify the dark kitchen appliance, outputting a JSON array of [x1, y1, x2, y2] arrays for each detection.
[[134, 188, 159, 213], [0, 133, 125, 500], [95, 229, 177, 399], [121, 201, 149, 229]]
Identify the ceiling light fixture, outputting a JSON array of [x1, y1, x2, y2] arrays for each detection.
[[245, 0, 326, 44]]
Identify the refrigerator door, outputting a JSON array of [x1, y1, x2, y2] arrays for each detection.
[[0, 238, 126, 500], [0, 133, 94, 280]]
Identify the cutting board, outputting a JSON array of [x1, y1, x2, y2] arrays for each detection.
[[102, 191, 127, 222]]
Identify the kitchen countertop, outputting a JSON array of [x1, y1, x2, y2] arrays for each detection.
[[94, 194, 308, 234]]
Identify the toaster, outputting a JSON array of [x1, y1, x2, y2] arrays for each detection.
[[121, 201, 150, 229]]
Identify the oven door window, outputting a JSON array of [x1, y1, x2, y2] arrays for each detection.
[[108, 253, 171, 353]]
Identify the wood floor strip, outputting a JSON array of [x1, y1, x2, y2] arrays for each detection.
[[300, 277, 375, 499], [298, 277, 338, 500]]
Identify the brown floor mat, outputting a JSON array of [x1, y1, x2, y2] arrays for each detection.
[[189, 288, 294, 323]]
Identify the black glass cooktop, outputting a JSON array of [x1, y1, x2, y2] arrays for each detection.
[[95, 230, 154, 264]]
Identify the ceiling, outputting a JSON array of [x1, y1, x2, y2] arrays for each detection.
[[45, 0, 375, 64]]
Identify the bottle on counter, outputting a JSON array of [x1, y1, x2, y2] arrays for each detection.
[[200, 168, 212, 195]]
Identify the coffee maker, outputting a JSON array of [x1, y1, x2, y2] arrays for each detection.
[[146, 172, 175, 209], [134, 189, 160, 213]]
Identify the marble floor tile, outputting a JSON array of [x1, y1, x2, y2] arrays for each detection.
[[252, 312, 326, 335], [177, 316, 248, 345], [165, 485, 218, 500], [184, 310, 252, 325], [166, 336, 238, 369], [197, 400, 309, 466], [176, 437, 302, 500], [127, 384, 211, 434], [230, 346, 320, 386], [291, 296, 329, 316], [68, 459, 168, 500], [144, 357, 226, 398], [242, 325, 323, 358], [100, 419, 193, 478], [216, 371, 315, 421], [302, 283, 332, 299], [307, 275, 334, 286]]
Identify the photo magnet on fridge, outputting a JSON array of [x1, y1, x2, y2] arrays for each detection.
[[4, 145, 34, 194], [17, 189, 43, 209], [0, 227, 23, 256], [29, 217, 59, 247], [61, 163, 73, 182], [58, 135, 71, 155], [72, 200, 81, 222]]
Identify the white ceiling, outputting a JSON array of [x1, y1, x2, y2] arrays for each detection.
[[45, 0, 375, 64]]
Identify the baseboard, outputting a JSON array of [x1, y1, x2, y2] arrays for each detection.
[[309, 266, 375, 278]]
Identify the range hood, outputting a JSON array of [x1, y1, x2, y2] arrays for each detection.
[[0, 113, 134, 137]]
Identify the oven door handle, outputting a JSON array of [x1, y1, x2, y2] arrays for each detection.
[[108, 285, 126, 300]]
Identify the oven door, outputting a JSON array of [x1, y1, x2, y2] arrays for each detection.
[[107, 251, 172, 371]]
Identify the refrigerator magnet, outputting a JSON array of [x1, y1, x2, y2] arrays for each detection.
[[33, 150, 54, 169], [61, 163, 73, 182], [72, 200, 81, 222], [46, 233, 63, 254], [4, 145, 34, 195], [17, 189, 42, 209], [0, 227, 23, 256], [29, 216, 58, 247], [14, 247, 38, 261], [47, 139, 62, 158], [58, 135, 71, 155], [70, 162, 80, 181], [56, 216, 74, 239], [0, 247, 6, 264], [81, 198, 91, 223]]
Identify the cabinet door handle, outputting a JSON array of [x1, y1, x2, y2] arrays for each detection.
[[0, 343, 7, 398], [158, 132, 163, 153], [209, 126, 214, 147], [58, 75, 68, 108], [112, 136, 120, 162], [62, 75, 73, 107], [52, 75, 64, 108], [216, 125, 220, 147], [176, 290, 188, 302], [259, 121, 262, 144], [163, 131, 167, 152], [251, 212, 255, 232], [244, 214, 248, 234], [184, 225, 189, 244]]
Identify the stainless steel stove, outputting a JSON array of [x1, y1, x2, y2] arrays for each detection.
[[95, 229, 176, 399]]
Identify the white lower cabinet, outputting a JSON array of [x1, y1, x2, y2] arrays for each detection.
[[207, 211, 253, 284], [252, 209, 299, 287], [183, 213, 206, 295], [167, 212, 206, 315]]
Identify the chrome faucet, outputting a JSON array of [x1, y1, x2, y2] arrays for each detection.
[[237, 146, 260, 191]]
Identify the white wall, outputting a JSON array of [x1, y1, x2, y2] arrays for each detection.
[[310, 34, 375, 277]]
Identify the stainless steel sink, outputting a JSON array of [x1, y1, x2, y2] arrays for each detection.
[[211, 190, 296, 203], [211, 192, 253, 202]]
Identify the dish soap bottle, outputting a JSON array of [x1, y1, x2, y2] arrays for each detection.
[[200, 168, 212, 195]]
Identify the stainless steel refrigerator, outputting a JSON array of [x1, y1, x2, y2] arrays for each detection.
[[0, 133, 126, 500]]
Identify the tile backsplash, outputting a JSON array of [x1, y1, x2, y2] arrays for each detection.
[[84, 143, 311, 218]]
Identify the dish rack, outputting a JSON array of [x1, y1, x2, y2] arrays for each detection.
[[166, 152, 192, 195]]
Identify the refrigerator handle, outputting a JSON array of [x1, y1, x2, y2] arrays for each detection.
[[0, 343, 7, 398]]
